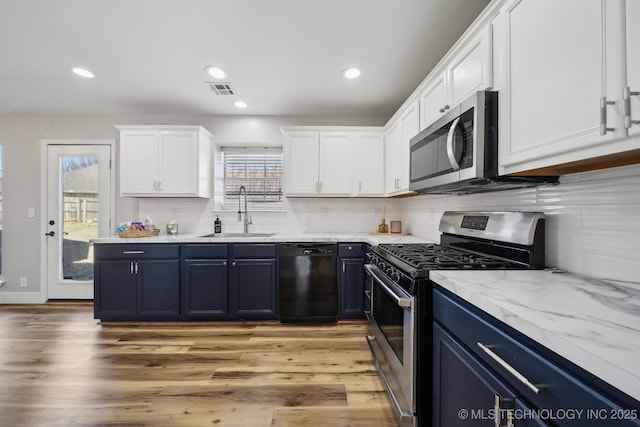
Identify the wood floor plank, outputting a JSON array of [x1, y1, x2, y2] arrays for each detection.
[[0, 303, 396, 426]]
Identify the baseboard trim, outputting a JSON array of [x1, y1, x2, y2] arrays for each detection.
[[0, 291, 47, 304]]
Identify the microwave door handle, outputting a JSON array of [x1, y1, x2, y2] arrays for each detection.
[[446, 117, 462, 170]]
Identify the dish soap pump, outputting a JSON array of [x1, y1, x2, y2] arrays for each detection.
[[214, 215, 222, 234]]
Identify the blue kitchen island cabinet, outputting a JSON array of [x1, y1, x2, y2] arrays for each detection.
[[229, 244, 278, 319], [337, 243, 365, 319], [433, 287, 640, 427], [94, 244, 181, 320], [182, 244, 228, 319]]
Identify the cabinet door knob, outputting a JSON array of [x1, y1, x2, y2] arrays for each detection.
[[232, 261, 237, 266], [223, 261, 227, 266]]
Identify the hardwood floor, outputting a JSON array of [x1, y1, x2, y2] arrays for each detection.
[[0, 303, 397, 426]]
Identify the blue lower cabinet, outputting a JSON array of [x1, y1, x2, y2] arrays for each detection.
[[229, 244, 278, 319], [94, 260, 138, 319], [433, 323, 546, 427], [93, 244, 181, 320], [338, 243, 365, 319], [183, 259, 228, 319], [434, 287, 640, 427], [182, 244, 229, 319], [229, 258, 278, 319], [137, 260, 180, 320]]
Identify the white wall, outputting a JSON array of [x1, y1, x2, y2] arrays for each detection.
[[401, 163, 640, 283], [0, 112, 387, 301]]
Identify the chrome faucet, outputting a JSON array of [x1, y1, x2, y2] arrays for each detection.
[[238, 185, 252, 234]]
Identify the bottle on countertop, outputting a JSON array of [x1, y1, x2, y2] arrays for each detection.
[[214, 215, 222, 234]]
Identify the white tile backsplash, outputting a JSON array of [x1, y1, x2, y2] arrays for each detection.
[[402, 163, 640, 283], [137, 163, 640, 283]]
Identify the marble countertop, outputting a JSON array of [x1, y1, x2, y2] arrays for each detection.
[[92, 232, 431, 246], [431, 270, 640, 403]]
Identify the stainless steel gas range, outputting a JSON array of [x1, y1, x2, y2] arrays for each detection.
[[364, 211, 546, 427]]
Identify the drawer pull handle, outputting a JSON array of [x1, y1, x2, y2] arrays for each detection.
[[477, 342, 540, 394], [122, 250, 145, 255]]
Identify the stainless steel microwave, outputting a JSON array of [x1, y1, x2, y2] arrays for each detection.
[[409, 91, 557, 194]]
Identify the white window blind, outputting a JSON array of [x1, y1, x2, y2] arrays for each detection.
[[222, 147, 283, 207]]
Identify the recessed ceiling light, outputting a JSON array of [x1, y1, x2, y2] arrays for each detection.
[[342, 67, 361, 80], [234, 100, 248, 109], [71, 67, 95, 79], [206, 66, 228, 79]]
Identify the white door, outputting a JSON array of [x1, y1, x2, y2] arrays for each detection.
[[46, 144, 112, 299]]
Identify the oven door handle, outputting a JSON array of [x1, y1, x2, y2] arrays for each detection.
[[365, 264, 413, 309]]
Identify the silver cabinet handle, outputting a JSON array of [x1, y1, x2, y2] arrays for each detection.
[[624, 87, 640, 129], [493, 395, 501, 427], [600, 96, 616, 135], [123, 250, 144, 254], [223, 261, 227, 266], [232, 261, 237, 266], [446, 117, 462, 170], [342, 261, 346, 273], [130, 261, 134, 274], [134, 262, 139, 275], [477, 342, 540, 394]]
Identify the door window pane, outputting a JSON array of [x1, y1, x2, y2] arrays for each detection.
[[0, 144, 3, 275], [62, 156, 98, 281]]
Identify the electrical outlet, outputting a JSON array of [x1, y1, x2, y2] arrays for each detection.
[[19, 277, 28, 288]]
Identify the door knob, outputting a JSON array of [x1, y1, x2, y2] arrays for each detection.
[[45, 231, 55, 237]]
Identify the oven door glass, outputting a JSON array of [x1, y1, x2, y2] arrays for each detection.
[[374, 280, 406, 362]]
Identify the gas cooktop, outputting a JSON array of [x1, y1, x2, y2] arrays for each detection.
[[376, 243, 519, 270]]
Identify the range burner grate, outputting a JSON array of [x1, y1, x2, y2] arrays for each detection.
[[378, 243, 516, 270]]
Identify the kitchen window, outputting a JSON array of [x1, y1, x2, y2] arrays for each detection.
[[221, 147, 283, 209]]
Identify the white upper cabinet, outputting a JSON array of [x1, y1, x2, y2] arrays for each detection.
[[283, 131, 319, 195], [353, 132, 385, 196], [384, 121, 402, 194], [386, 100, 419, 195], [318, 132, 353, 195], [419, 25, 493, 130], [498, 0, 640, 174], [626, 0, 640, 139], [419, 74, 447, 132], [118, 126, 212, 197], [283, 128, 358, 196]]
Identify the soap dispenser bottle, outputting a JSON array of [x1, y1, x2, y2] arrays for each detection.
[[214, 215, 222, 234]]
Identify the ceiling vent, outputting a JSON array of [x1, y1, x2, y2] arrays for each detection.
[[206, 82, 235, 96]]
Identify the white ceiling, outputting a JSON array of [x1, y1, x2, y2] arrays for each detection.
[[0, 0, 491, 120]]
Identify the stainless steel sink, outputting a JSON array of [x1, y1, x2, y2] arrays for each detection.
[[198, 232, 274, 238]]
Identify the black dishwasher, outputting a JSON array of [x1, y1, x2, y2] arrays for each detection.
[[279, 243, 338, 323]]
